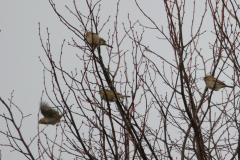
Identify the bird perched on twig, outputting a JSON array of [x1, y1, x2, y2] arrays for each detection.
[[99, 89, 130, 102], [203, 75, 233, 91], [38, 101, 65, 125], [85, 32, 113, 48]]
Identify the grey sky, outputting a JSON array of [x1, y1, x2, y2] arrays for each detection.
[[0, 1, 63, 159], [0, 0, 234, 159]]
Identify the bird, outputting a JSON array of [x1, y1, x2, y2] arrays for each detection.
[[203, 75, 233, 91], [99, 89, 130, 102], [85, 32, 113, 48], [38, 101, 65, 125]]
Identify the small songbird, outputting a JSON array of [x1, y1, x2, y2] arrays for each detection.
[[99, 89, 130, 102], [85, 32, 113, 48], [203, 75, 233, 91], [38, 101, 64, 125]]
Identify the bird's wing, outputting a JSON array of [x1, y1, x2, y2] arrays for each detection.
[[99, 38, 106, 43], [115, 92, 123, 96], [216, 79, 226, 86], [92, 34, 99, 39], [116, 91, 128, 98], [105, 90, 112, 95], [40, 101, 59, 118], [211, 77, 225, 85]]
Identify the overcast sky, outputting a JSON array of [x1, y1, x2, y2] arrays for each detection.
[[0, 0, 230, 159], [0, 1, 75, 159], [0, 1, 131, 159]]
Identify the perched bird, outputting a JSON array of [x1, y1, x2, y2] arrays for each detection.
[[39, 101, 64, 125], [99, 89, 130, 102], [203, 75, 233, 91], [85, 32, 113, 48]]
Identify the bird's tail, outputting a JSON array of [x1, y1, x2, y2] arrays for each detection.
[[226, 85, 234, 88], [61, 109, 68, 116], [105, 44, 113, 48], [117, 95, 130, 98]]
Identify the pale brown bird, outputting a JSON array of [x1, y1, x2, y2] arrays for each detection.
[[99, 89, 130, 102], [85, 32, 113, 48], [203, 75, 233, 91], [39, 101, 64, 125]]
